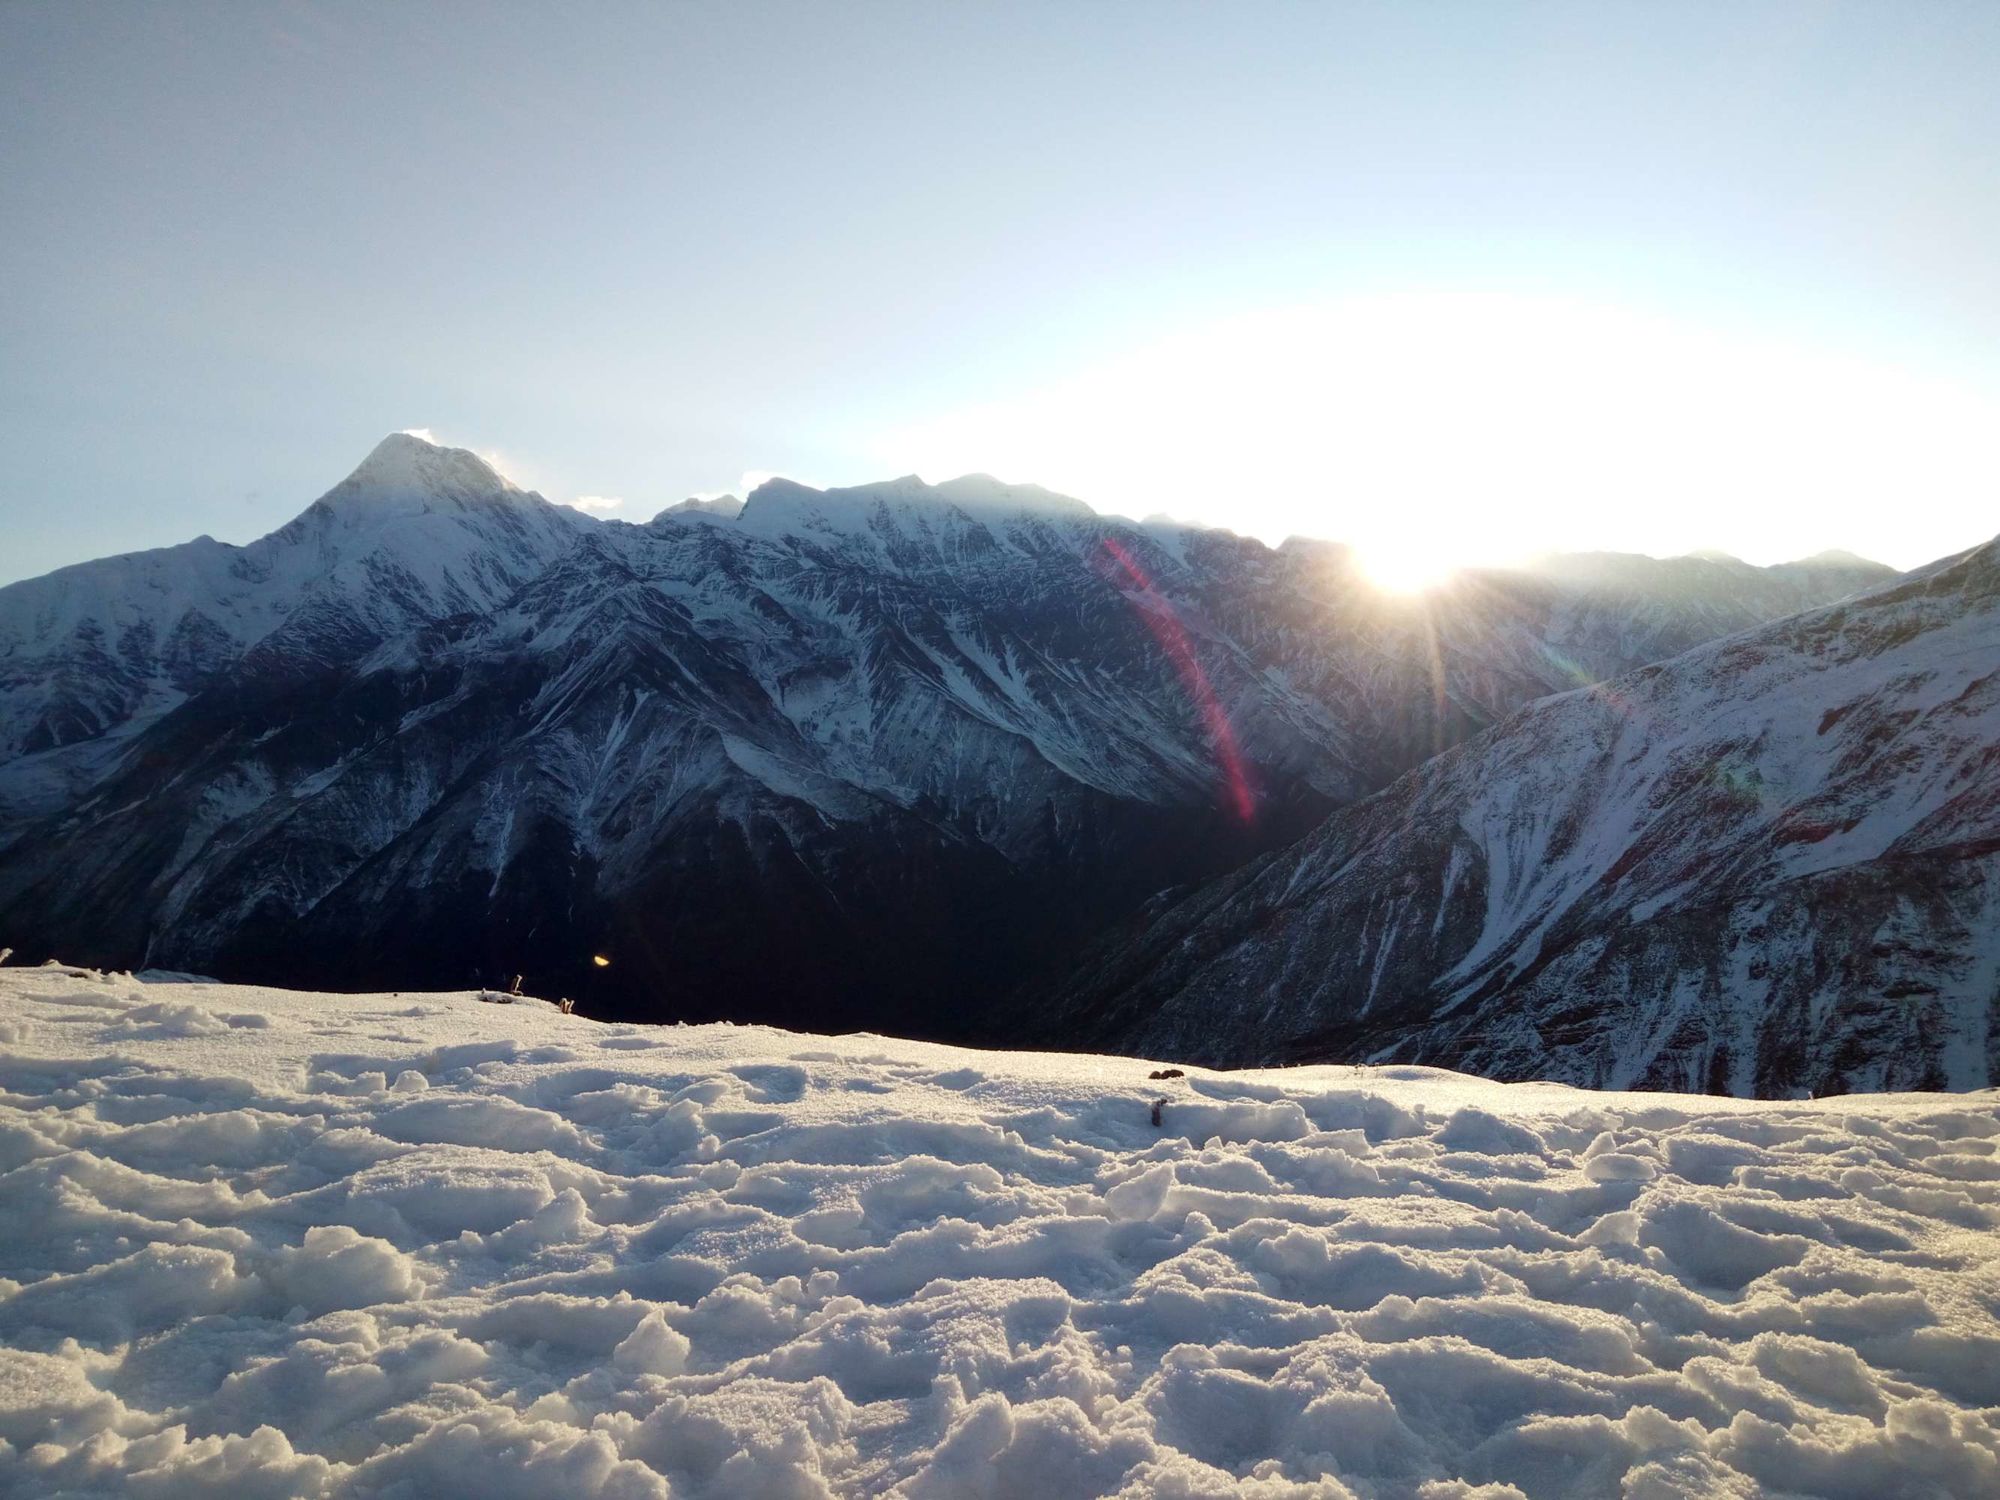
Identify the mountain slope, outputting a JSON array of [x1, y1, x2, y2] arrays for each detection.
[[1046, 536, 2000, 1095], [0, 434, 584, 827], [0, 434, 1895, 1040]]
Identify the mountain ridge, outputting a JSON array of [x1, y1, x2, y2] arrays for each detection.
[[0, 433, 1911, 1053], [1039, 534, 2000, 1095]]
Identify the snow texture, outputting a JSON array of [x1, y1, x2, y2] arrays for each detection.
[[2, 966, 1997, 1497]]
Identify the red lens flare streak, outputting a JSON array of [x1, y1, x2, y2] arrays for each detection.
[[1098, 538, 1257, 822]]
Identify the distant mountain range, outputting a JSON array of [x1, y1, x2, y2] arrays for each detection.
[[1044, 535, 2000, 1095], [4, 432, 1956, 1093]]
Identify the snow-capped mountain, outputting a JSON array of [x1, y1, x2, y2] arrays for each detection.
[[1046, 535, 2000, 1096], [0, 433, 1893, 1039], [0, 434, 585, 822]]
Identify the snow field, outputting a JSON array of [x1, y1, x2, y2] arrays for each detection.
[[1, 968, 1997, 1497]]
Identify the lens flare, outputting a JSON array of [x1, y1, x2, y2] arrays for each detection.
[[1098, 538, 1257, 822]]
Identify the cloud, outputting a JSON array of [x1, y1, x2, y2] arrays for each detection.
[[401, 427, 440, 444], [557, 495, 625, 513]]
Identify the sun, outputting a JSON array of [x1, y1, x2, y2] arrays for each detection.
[[1354, 538, 1459, 594]]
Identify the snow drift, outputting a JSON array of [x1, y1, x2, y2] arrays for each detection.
[[2, 967, 1997, 1496]]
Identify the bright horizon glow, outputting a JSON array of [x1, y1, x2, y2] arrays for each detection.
[[875, 293, 2000, 571], [6, 5, 1999, 584], [1355, 543, 1462, 595]]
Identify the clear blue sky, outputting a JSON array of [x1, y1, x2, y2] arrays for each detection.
[[4, 1, 1998, 585]]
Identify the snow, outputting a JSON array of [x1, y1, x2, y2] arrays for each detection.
[[322, 433, 523, 519], [2, 968, 1997, 1497], [1068, 536, 2000, 1092]]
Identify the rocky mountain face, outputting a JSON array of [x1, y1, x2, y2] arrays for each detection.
[[0, 435, 587, 823], [1044, 537, 2000, 1096], [0, 433, 1895, 1041]]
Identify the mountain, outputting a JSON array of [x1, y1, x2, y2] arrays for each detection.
[[1043, 535, 2000, 1096], [0, 434, 585, 825], [0, 433, 1893, 1040], [653, 494, 745, 521]]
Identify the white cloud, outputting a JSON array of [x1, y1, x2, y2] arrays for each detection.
[[400, 427, 440, 444], [557, 495, 625, 513]]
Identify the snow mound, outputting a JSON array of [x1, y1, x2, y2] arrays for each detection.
[[1, 969, 1997, 1496]]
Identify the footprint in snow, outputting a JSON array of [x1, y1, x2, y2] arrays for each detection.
[[728, 1064, 807, 1103]]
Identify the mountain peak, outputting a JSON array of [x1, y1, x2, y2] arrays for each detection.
[[339, 431, 515, 498], [734, 473, 1094, 541], [1784, 547, 1885, 570], [742, 476, 822, 505], [651, 494, 745, 525], [293, 432, 538, 533], [931, 473, 1093, 518]]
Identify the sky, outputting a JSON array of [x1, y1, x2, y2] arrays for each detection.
[[3, 0, 1998, 587]]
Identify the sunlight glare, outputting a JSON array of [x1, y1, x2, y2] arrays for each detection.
[[874, 292, 2000, 568], [1356, 539, 1459, 594]]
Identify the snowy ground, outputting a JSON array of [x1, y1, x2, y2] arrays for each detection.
[[2, 970, 1998, 1497]]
